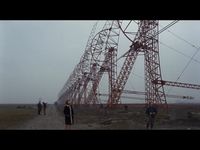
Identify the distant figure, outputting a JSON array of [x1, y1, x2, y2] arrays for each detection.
[[100, 104, 103, 109], [63, 101, 74, 129], [42, 102, 47, 115], [145, 103, 158, 129], [104, 105, 109, 116], [37, 101, 42, 115], [99, 103, 103, 112], [124, 105, 128, 111]]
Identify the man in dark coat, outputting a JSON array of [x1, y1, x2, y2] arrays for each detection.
[[37, 101, 42, 115], [63, 101, 74, 129], [42, 102, 47, 115], [145, 103, 158, 129]]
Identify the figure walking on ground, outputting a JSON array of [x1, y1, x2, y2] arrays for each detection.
[[63, 101, 74, 130], [145, 103, 158, 129], [43, 102, 47, 115], [37, 101, 42, 115]]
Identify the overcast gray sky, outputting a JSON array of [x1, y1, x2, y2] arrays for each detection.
[[0, 20, 200, 104]]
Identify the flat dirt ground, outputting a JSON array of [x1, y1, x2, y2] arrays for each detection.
[[58, 103, 200, 130], [1, 103, 200, 130]]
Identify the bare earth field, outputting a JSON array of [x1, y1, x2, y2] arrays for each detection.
[[0, 104, 37, 129], [70, 104, 200, 130], [1, 103, 200, 130]]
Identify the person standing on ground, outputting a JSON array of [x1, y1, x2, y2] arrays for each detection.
[[37, 101, 42, 115], [104, 105, 109, 116], [124, 105, 128, 111], [43, 102, 47, 115], [63, 101, 74, 129], [145, 103, 158, 129]]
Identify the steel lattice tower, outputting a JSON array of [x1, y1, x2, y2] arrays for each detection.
[[143, 21, 167, 108], [58, 20, 200, 111], [111, 20, 167, 108]]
